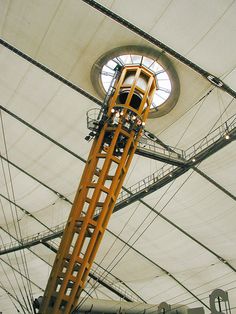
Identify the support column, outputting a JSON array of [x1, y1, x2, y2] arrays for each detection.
[[39, 65, 156, 314]]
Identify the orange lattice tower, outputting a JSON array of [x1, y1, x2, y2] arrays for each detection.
[[39, 64, 156, 313]]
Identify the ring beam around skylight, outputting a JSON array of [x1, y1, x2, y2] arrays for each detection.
[[91, 46, 180, 118]]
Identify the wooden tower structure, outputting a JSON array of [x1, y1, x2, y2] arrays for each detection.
[[39, 64, 156, 313]]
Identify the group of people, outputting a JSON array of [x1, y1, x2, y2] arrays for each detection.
[[110, 107, 144, 133], [85, 106, 145, 157], [101, 107, 144, 156]]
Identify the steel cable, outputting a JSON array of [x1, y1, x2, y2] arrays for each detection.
[[0, 111, 34, 312]]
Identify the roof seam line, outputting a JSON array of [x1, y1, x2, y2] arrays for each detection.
[[108, 230, 210, 310], [0, 38, 103, 106], [193, 166, 236, 201], [81, 0, 236, 99]]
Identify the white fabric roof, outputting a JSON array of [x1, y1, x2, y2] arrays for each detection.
[[0, 1, 235, 313]]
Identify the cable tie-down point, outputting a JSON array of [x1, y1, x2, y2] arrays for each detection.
[[207, 75, 223, 87]]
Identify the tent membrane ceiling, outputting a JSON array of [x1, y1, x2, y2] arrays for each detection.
[[0, 0, 235, 313]]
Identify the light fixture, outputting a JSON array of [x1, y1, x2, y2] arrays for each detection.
[[192, 158, 196, 162], [224, 133, 230, 140]]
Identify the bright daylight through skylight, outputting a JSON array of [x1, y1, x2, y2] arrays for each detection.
[[101, 54, 172, 109]]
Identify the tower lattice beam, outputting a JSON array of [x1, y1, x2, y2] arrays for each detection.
[[38, 65, 156, 313]]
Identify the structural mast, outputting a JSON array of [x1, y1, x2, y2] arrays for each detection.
[[39, 64, 156, 313]]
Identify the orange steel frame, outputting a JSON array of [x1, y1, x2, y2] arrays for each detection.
[[39, 65, 156, 313]]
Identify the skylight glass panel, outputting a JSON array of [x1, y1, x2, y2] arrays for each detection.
[[101, 54, 172, 109]]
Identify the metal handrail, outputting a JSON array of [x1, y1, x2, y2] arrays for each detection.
[[1, 114, 235, 276], [138, 136, 184, 160], [0, 225, 142, 302], [185, 114, 236, 160], [0, 222, 66, 251], [2, 114, 235, 253], [117, 113, 236, 203], [117, 163, 175, 203], [137, 141, 183, 165], [89, 267, 141, 302]]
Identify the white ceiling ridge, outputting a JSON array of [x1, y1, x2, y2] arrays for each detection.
[[184, 0, 235, 57], [0, 103, 87, 164], [0, 37, 103, 106], [192, 166, 236, 201], [0, 153, 72, 205], [81, 0, 236, 99]]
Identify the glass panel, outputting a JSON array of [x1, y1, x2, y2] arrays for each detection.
[[142, 56, 153, 68], [156, 90, 169, 100], [152, 93, 163, 107], [119, 54, 132, 64], [150, 62, 163, 73], [107, 60, 118, 69], [100, 54, 172, 108], [102, 65, 115, 75], [103, 82, 111, 91], [131, 54, 142, 64], [156, 71, 169, 80], [158, 79, 172, 91]]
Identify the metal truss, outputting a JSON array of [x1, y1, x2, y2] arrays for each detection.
[[136, 133, 186, 166], [117, 113, 236, 210]]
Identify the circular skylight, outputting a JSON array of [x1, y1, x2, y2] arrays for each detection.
[[91, 46, 180, 118], [100, 54, 172, 110]]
